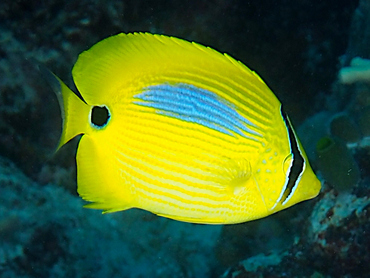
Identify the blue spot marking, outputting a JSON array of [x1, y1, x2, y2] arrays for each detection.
[[133, 83, 261, 139]]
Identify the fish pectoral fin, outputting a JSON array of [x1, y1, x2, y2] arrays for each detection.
[[155, 212, 225, 224], [219, 157, 253, 195]]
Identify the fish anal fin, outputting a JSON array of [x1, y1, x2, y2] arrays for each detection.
[[155, 213, 225, 224], [83, 202, 131, 214], [77, 135, 134, 213]]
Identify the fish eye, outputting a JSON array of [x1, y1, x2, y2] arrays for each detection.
[[90, 105, 110, 128], [283, 153, 293, 174]]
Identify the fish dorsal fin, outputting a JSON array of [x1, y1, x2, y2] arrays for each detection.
[[72, 33, 250, 102], [72, 33, 280, 130]]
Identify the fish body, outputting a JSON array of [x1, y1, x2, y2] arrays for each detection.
[[53, 33, 320, 224]]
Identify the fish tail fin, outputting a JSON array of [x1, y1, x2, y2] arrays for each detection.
[[55, 77, 90, 151], [38, 64, 90, 151]]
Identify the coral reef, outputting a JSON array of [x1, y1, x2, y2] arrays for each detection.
[[0, 0, 358, 179], [0, 157, 221, 277], [1, 0, 369, 277], [222, 189, 370, 277], [339, 57, 370, 84], [223, 0, 370, 276], [316, 136, 360, 191]]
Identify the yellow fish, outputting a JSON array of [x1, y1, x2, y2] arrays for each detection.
[[51, 32, 320, 224]]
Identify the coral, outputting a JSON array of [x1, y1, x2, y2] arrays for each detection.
[[358, 106, 370, 136], [222, 188, 370, 277], [316, 136, 360, 191], [222, 1, 370, 276], [339, 57, 370, 84], [306, 190, 370, 276], [329, 114, 361, 143], [0, 157, 221, 277], [0, 0, 368, 277]]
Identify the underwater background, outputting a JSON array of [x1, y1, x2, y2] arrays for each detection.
[[1, 0, 369, 277]]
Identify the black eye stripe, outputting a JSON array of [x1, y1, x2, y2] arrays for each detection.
[[280, 106, 305, 205]]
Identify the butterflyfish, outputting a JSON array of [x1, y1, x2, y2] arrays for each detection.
[[50, 32, 321, 224]]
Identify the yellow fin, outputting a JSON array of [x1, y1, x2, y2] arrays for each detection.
[[36, 64, 90, 150], [76, 135, 134, 213], [155, 212, 225, 224], [71, 32, 280, 130], [214, 157, 253, 195], [55, 77, 91, 150]]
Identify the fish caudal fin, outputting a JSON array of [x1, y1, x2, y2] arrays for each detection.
[[50, 74, 90, 150], [36, 63, 89, 151]]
